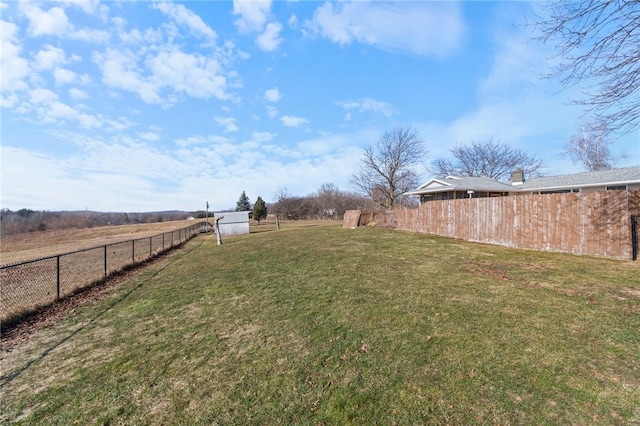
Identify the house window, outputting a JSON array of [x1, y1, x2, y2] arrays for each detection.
[[540, 190, 572, 194], [606, 185, 627, 191]]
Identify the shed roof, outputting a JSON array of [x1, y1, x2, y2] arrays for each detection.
[[213, 211, 250, 224]]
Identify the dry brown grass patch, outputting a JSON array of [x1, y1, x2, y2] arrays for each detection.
[[1, 219, 198, 265]]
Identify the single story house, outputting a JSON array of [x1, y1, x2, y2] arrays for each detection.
[[407, 166, 640, 204]]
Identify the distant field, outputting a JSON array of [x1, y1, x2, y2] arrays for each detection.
[[0, 219, 201, 265], [1, 222, 639, 424]]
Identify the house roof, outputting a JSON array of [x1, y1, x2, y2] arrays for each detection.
[[407, 175, 513, 195], [520, 166, 640, 191], [407, 166, 640, 196]]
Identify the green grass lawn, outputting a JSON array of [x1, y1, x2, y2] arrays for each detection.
[[1, 222, 639, 425]]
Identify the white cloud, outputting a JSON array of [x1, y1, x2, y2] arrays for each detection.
[[36, 99, 100, 129], [78, 74, 92, 85], [338, 98, 397, 117], [251, 131, 275, 143], [479, 31, 550, 102], [54, 68, 76, 84], [175, 134, 232, 148], [214, 116, 239, 133], [412, 14, 603, 175], [0, 21, 29, 92], [20, 3, 73, 37], [233, 0, 272, 33], [281, 115, 309, 128], [0, 139, 199, 211], [305, 1, 464, 57], [94, 49, 162, 104], [1, 147, 78, 210], [69, 88, 89, 99], [59, 0, 103, 16], [45, 100, 76, 120], [288, 14, 298, 28], [138, 131, 161, 142], [264, 88, 281, 103], [30, 88, 59, 104], [1, 93, 19, 108], [33, 45, 66, 71], [95, 46, 231, 106], [266, 105, 278, 118], [175, 135, 206, 148], [76, 112, 102, 128], [19, 2, 108, 43], [147, 47, 229, 101], [69, 28, 110, 43], [1, 125, 374, 211], [256, 21, 283, 51], [153, 2, 217, 40], [25, 88, 128, 131]]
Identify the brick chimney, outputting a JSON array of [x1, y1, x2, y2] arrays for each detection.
[[511, 169, 524, 185]]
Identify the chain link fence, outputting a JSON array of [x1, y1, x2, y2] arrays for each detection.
[[1, 222, 208, 322]]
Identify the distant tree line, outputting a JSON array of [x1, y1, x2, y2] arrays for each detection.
[[0, 209, 190, 236], [1, 184, 381, 236], [229, 184, 383, 224], [269, 183, 384, 221]]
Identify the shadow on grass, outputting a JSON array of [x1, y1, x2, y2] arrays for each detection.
[[0, 237, 206, 388], [0, 279, 144, 388], [250, 224, 278, 234]]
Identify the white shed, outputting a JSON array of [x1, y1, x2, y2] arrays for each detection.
[[213, 211, 250, 236]]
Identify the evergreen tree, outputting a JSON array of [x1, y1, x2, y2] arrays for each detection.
[[252, 196, 267, 224], [235, 191, 252, 212]]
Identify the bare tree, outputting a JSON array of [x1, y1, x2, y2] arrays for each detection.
[[431, 139, 544, 181], [315, 183, 339, 219], [564, 121, 618, 171], [313, 184, 381, 218], [535, 1, 640, 135], [351, 126, 427, 210], [273, 186, 290, 217]]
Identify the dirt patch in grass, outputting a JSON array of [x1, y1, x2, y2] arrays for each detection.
[[464, 261, 511, 281], [621, 288, 640, 298]]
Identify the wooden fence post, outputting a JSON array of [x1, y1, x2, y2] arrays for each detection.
[[56, 255, 61, 300], [632, 215, 638, 261], [215, 217, 223, 245]]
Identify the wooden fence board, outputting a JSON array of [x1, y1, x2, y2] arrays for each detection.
[[392, 190, 640, 260]]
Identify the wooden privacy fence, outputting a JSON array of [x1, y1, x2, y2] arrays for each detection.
[[343, 210, 397, 228], [391, 190, 640, 260], [0, 221, 209, 322]]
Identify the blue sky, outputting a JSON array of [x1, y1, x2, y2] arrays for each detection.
[[1, 0, 638, 212]]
